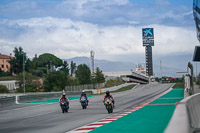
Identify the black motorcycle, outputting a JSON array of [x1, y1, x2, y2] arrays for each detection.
[[80, 96, 87, 109], [104, 98, 113, 113], [60, 99, 69, 113]]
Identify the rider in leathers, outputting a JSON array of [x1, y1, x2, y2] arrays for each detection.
[[103, 91, 115, 107], [59, 91, 69, 108], [80, 90, 89, 105]]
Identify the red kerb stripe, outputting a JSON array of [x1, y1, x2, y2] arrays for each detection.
[[76, 127, 97, 131], [87, 123, 107, 126], [99, 120, 114, 122]]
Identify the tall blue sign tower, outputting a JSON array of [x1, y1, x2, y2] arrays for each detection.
[[142, 28, 154, 76]]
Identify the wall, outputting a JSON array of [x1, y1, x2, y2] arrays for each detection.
[[165, 93, 200, 133]]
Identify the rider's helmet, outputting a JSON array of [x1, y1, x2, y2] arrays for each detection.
[[106, 91, 110, 96], [62, 90, 66, 97], [82, 90, 86, 94]]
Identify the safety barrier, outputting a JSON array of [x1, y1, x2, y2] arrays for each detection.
[[0, 91, 83, 107], [0, 96, 16, 107], [165, 93, 200, 133], [17, 91, 83, 103]]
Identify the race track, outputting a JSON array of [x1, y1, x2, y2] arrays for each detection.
[[0, 83, 173, 133]]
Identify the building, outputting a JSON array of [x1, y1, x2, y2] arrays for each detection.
[[0, 80, 19, 91], [0, 53, 12, 72], [103, 71, 149, 84], [136, 64, 146, 76]]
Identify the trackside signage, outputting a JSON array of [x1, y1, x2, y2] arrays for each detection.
[[142, 28, 154, 46]]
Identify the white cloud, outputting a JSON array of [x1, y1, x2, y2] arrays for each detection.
[[0, 17, 198, 61], [63, 0, 129, 6], [0, 0, 193, 27], [128, 21, 140, 25]]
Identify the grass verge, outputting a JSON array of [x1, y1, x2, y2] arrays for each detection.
[[103, 80, 125, 88], [111, 84, 136, 93], [173, 82, 184, 88]]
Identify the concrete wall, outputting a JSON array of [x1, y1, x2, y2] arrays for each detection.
[[0, 83, 135, 106], [0, 96, 16, 107], [0, 91, 83, 107], [165, 93, 200, 133], [18, 91, 83, 103]]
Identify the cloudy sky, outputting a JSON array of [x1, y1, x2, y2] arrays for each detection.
[[0, 0, 198, 65]]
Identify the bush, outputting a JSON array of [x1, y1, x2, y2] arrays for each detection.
[[0, 76, 17, 81], [16, 87, 23, 93], [17, 85, 38, 93], [0, 69, 12, 77], [0, 85, 9, 93]]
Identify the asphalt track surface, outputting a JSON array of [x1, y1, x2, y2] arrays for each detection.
[[0, 83, 173, 133]]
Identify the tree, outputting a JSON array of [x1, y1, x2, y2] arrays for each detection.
[[94, 67, 105, 83], [70, 61, 76, 76], [25, 58, 32, 72], [44, 70, 67, 92], [27, 53, 63, 77], [60, 61, 70, 87], [61, 61, 69, 75], [16, 72, 40, 92], [37, 53, 63, 68], [9, 47, 28, 74], [75, 64, 91, 85], [16, 72, 38, 88]]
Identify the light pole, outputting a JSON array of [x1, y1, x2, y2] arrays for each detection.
[[160, 60, 162, 78], [23, 53, 25, 94], [90, 51, 95, 73]]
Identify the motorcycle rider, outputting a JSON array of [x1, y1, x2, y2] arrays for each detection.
[[80, 90, 89, 105], [103, 91, 115, 107], [59, 90, 69, 108]]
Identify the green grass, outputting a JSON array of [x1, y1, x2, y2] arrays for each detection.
[[93, 84, 136, 96], [103, 80, 125, 88], [111, 84, 136, 93], [173, 82, 184, 88]]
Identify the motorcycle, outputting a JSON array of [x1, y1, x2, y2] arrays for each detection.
[[60, 99, 69, 113], [104, 98, 113, 113], [80, 96, 87, 109]]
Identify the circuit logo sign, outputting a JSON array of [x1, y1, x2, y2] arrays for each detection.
[[142, 28, 154, 46], [142, 28, 154, 39]]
